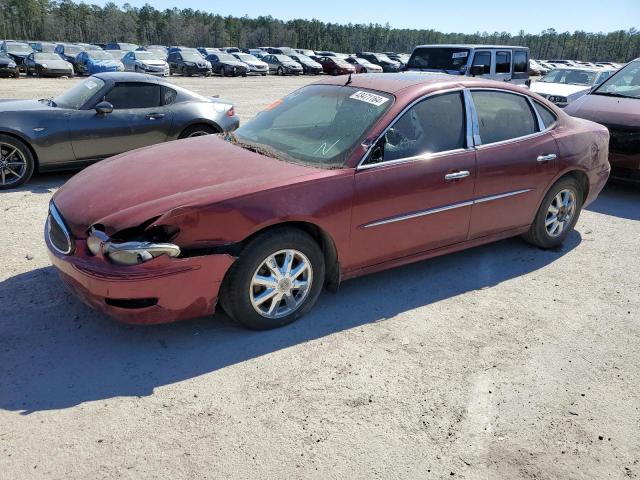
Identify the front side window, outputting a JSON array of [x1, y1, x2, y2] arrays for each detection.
[[234, 85, 393, 168], [495, 52, 511, 74], [540, 68, 597, 86], [104, 83, 161, 109], [471, 91, 537, 144], [472, 51, 491, 74], [382, 92, 466, 162]]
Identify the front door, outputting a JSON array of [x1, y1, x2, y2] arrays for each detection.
[[69, 81, 173, 160], [348, 91, 477, 270]]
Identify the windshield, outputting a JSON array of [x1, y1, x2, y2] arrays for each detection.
[[135, 51, 162, 60], [216, 54, 236, 62], [54, 77, 105, 109], [236, 54, 257, 62], [34, 53, 62, 61], [407, 47, 470, 71], [292, 54, 312, 63], [89, 51, 114, 60], [540, 68, 597, 86], [332, 58, 351, 66], [6, 42, 32, 54], [234, 85, 393, 168], [63, 45, 83, 55], [373, 54, 393, 63], [593, 61, 640, 99], [181, 52, 202, 62], [118, 44, 139, 51], [273, 55, 294, 62]]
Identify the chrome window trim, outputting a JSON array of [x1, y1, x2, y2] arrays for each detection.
[[467, 87, 557, 148], [361, 188, 532, 229], [356, 87, 469, 171], [357, 148, 468, 171], [47, 202, 74, 255]]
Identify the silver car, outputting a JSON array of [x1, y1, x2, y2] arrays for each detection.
[[122, 50, 170, 76], [232, 53, 268, 75]]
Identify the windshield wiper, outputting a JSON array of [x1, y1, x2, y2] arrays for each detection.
[[221, 132, 293, 162], [592, 91, 636, 99]]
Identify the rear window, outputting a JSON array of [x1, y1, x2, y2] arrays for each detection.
[[407, 47, 470, 71], [472, 91, 537, 144], [496, 52, 511, 73], [513, 51, 528, 73]]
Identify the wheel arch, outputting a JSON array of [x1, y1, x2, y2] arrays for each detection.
[[544, 168, 590, 205], [178, 121, 222, 138], [0, 130, 40, 172], [236, 220, 341, 292]]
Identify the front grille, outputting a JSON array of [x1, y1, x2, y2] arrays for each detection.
[[603, 125, 640, 155], [47, 203, 74, 254]]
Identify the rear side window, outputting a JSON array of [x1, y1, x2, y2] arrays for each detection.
[[532, 101, 557, 129], [162, 86, 177, 105], [471, 91, 537, 144], [105, 83, 161, 109], [513, 51, 528, 73], [472, 51, 491, 74], [384, 92, 466, 161], [496, 52, 511, 73]]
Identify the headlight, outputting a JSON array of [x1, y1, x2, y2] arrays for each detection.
[[205, 61, 212, 68], [184, 62, 195, 66], [87, 227, 181, 266], [117, 64, 124, 71], [40, 63, 48, 68], [8, 62, 16, 68], [549, 96, 567, 104]]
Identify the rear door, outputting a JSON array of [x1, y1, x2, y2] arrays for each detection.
[[349, 91, 477, 270], [467, 89, 560, 238], [470, 49, 493, 79], [69, 81, 174, 160]]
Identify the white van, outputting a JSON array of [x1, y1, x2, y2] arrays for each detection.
[[405, 44, 530, 85]]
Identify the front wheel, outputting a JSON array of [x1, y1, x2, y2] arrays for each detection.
[[220, 228, 325, 330], [0, 135, 35, 189], [277, 66, 284, 76], [523, 177, 583, 249]]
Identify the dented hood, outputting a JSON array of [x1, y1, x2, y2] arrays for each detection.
[[52, 135, 322, 237]]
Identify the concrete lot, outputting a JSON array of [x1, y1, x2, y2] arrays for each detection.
[[0, 76, 639, 480]]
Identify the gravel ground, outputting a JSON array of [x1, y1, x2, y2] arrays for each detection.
[[0, 76, 639, 480]]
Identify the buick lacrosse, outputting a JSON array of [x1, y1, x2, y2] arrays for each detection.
[[45, 73, 610, 329]]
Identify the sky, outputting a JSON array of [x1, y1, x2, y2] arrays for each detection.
[[89, 0, 640, 35]]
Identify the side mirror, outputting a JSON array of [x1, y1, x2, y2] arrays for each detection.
[[368, 138, 386, 164], [95, 101, 113, 115], [469, 65, 485, 77]]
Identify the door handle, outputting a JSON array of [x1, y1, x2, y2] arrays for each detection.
[[445, 171, 471, 181], [146, 113, 165, 120], [537, 154, 557, 162]]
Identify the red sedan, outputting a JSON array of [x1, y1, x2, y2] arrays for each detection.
[[46, 74, 610, 329]]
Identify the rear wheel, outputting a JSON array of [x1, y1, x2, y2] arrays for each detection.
[[0, 135, 35, 189], [277, 66, 284, 76], [178, 124, 217, 139], [220, 228, 325, 330], [523, 177, 583, 249]]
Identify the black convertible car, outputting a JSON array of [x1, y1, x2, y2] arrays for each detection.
[[0, 73, 239, 189]]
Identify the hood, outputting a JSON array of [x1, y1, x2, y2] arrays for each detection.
[[89, 59, 120, 67], [564, 93, 640, 127], [246, 60, 267, 67], [39, 59, 72, 69], [0, 99, 56, 111], [0, 57, 16, 67], [283, 62, 301, 67], [52, 135, 324, 236], [223, 60, 248, 68], [139, 60, 167, 67], [531, 82, 590, 98]]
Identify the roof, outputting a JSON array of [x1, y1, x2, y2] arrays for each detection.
[[414, 44, 529, 50], [314, 71, 515, 95], [93, 72, 170, 84]]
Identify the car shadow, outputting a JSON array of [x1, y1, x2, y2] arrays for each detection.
[[587, 181, 640, 221], [0, 232, 581, 414], [0, 171, 74, 194]]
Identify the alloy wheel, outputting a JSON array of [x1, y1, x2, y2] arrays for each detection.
[[545, 189, 576, 237], [249, 249, 313, 319], [0, 142, 27, 186]]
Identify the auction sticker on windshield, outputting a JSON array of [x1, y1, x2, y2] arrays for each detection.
[[452, 52, 468, 58], [350, 91, 389, 107]]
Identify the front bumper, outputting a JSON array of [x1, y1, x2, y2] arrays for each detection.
[[0, 66, 18, 77], [39, 68, 74, 77], [47, 235, 235, 325], [184, 65, 212, 75]]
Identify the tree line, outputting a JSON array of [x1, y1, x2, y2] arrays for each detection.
[[1, 0, 638, 62]]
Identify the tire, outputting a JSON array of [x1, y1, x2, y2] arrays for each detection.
[[262, 73, 267, 76], [277, 66, 284, 76], [0, 135, 35, 189], [220, 228, 325, 330], [523, 176, 583, 249], [178, 124, 217, 139]]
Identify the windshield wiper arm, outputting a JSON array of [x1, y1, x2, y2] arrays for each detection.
[[592, 91, 633, 99], [221, 132, 290, 161]]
